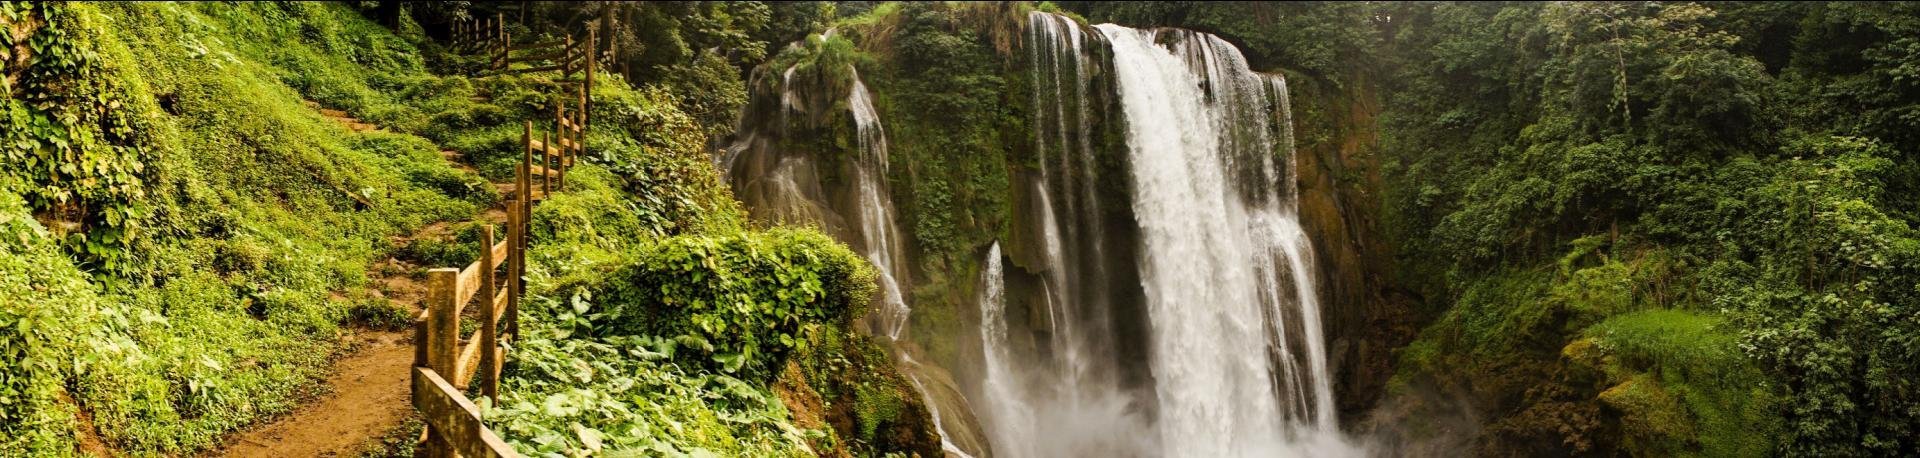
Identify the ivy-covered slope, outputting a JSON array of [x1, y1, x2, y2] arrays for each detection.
[[3, 2, 925, 457], [2, 3, 485, 454]]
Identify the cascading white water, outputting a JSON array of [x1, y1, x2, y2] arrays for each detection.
[[847, 69, 914, 341], [1096, 23, 1357, 456], [968, 13, 1360, 457], [973, 242, 1037, 457]]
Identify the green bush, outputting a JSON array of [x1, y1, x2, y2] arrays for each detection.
[[587, 228, 876, 378]]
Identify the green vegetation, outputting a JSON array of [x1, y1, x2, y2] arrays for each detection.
[[2, 2, 480, 453], [586, 228, 874, 377], [1365, 3, 1920, 455], [481, 88, 932, 453]]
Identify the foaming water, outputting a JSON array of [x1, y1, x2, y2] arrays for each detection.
[[1097, 22, 1358, 456]]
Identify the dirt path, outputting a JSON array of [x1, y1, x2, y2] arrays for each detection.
[[206, 103, 512, 457], [216, 334, 414, 457]]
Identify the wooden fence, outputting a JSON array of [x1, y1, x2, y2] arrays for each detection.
[[412, 23, 597, 458], [450, 13, 504, 56], [449, 14, 603, 121], [489, 28, 596, 82]]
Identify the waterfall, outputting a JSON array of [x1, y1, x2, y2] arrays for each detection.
[[975, 243, 1038, 457], [968, 13, 1360, 457], [848, 69, 914, 341], [1096, 23, 1355, 455]]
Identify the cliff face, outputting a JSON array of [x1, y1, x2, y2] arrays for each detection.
[[1285, 75, 1419, 421]]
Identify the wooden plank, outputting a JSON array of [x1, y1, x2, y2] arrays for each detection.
[[491, 285, 510, 321], [411, 368, 520, 458], [514, 64, 565, 74], [527, 139, 566, 158], [425, 269, 459, 376], [506, 51, 567, 64], [490, 239, 510, 269], [528, 164, 561, 178], [507, 41, 562, 52], [455, 326, 484, 388], [455, 261, 481, 314]]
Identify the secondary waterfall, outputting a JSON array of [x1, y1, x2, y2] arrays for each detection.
[[975, 242, 1036, 457], [848, 69, 914, 341]]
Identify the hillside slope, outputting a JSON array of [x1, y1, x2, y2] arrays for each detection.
[[3, 2, 928, 456]]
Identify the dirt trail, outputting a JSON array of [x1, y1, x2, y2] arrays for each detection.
[[205, 103, 513, 457], [217, 334, 414, 457]]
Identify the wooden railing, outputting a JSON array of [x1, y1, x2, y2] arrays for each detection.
[[449, 14, 602, 121], [412, 161, 524, 457], [489, 28, 596, 82], [412, 24, 595, 457], [529, 84, 590, 193], [451, 13, 505, 57]]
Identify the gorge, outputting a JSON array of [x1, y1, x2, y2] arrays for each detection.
[[723, 9, 1367, 456]]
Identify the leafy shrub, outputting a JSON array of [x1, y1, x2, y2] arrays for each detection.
[[344, 300, 413, 331], [587, 228, 876, 378]]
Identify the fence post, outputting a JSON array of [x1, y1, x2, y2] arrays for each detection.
[[585, 26, 596, 136], [515, 127, 532, 336], [562, 34, 575, 79], [553, 99, 567, 191], [542, 131, 552, 197], [422, 268, 460, 458], [505, 198, 522, 343], [479, 225, 499, 400], [576, 84, 588, 166], [497, 13, 509, 71]]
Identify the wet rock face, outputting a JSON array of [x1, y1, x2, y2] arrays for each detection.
[[1287, 77, 1419, 421]]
